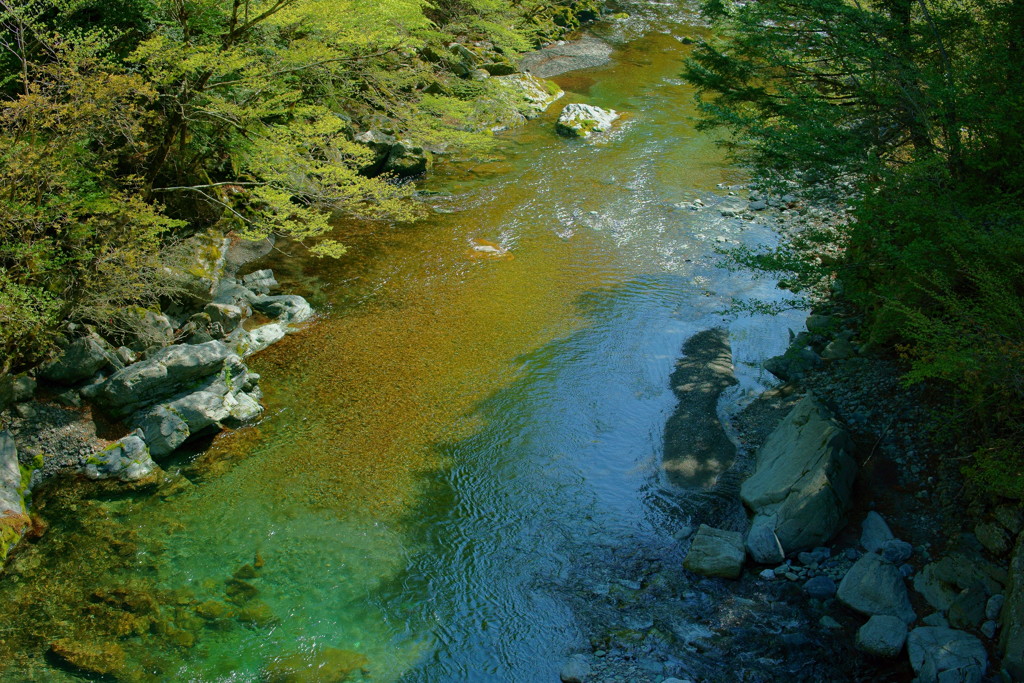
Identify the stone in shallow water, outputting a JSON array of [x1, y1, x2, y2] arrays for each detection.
[[264, 647, 369, 683], [559, 653, 591, 682], [683, 524, 745, 579], [48, 639, 129, 679], [746, 519, 785, 564], [555, 103, 619, 138]]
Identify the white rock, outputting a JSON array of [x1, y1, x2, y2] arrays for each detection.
[[555, 103, 620, 138]]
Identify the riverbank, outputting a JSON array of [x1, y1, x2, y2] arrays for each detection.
[[561, 186, 1023, 681], [0, 20, 619, 566]]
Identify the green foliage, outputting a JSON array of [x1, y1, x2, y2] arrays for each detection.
[[0, 0, 600, 370], [688, 0, 1024, 496]]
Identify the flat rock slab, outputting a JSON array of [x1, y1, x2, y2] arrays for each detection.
[[520, 35, 613, 77], [662, 328, 738, 489], [908, 627, 987, 683], [684, 524, 745, 579]]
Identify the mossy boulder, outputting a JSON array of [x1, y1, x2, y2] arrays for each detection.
[[48, 638, 133, 680]]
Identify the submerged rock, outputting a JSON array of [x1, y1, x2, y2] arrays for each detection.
[[556, 103, 619, 138], [264, 647, 369, 683], [740, 395, 856, 554], [683, 524, 745, 579], [560, 653, 592, 683], [48, 639, 130, 680], [251, 295, 314, 325], [663, 328, 738, 490], [519, 35, 613, 78]]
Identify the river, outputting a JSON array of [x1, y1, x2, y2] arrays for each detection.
[[0, 4, 805, 681]]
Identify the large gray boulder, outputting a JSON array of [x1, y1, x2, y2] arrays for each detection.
[[856, 615, 907, 657], [740, 395, 857, 554], [0, 431, 29, 561], [82, 431, 158, 482], [838, 552, 917, 624], [84, 341, 233, 416], [136, 405, 190, 458], [908, 627, 987, 683], [683, 524, 745, 579], [556, 103, 619, 138], [39, 335, 117, 385], [1002, 533, 1024, 680], [133, 356, 263, 458]]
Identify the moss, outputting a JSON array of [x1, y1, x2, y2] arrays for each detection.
[[543, 78, 562, 96], [48, 638, 134, 681]]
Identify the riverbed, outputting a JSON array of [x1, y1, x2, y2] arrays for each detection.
[[0, 4, 808, 681]]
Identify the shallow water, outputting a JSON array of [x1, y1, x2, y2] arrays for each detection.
[[0, 5, 803, 681]]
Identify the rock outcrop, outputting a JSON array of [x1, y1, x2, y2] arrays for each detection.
[[39, 335, 120, 385], [353, 130, 432, 176], [740, 395, 857, 554], [83, 341, 235, 417]]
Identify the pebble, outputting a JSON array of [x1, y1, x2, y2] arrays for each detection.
[[820, 616, 842, 630]]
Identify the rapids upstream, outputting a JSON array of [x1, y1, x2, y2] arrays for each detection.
[[0, 5, 811, 681]]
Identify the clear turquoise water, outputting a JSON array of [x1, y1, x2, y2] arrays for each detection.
[[0, 5, 802, 681]]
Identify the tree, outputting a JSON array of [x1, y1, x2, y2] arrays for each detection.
[[686, 0, 1024, 496]]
